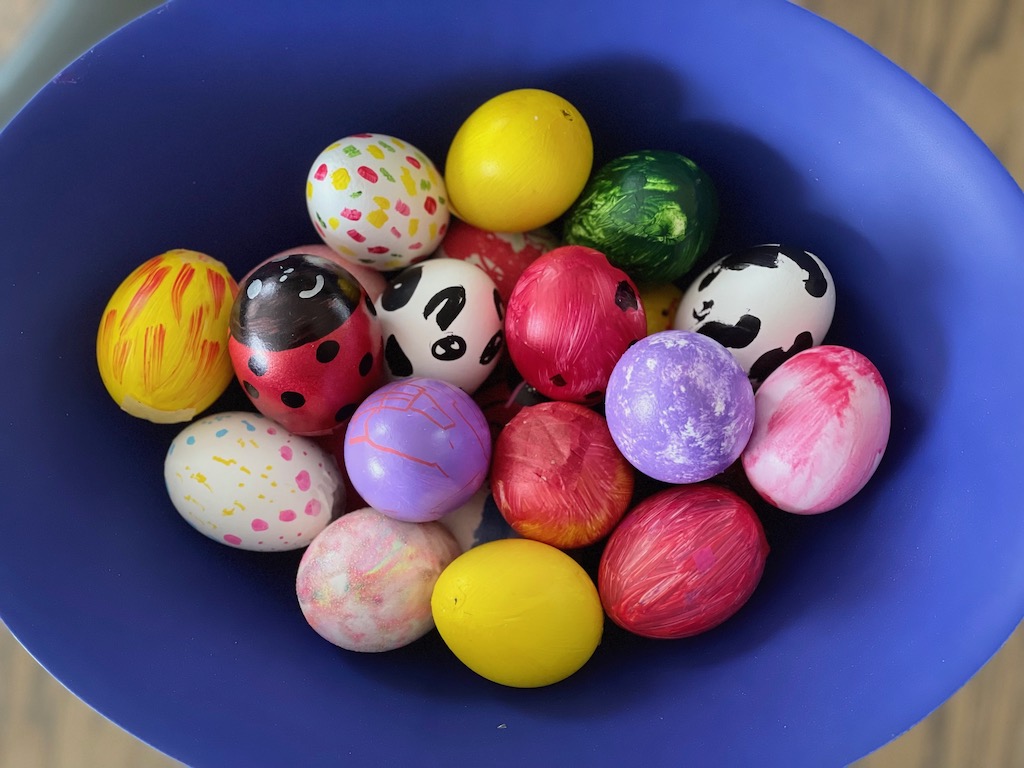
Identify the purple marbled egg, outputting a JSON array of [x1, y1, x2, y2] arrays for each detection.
[[605, 330, 755, 484], [343, 377, 492, 522]]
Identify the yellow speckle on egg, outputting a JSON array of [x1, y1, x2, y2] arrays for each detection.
[[306, 181, 313, 199], [391, 137, 406, 149], [429, 222, 437, 241], [373, 196, 391, 210], [328, 216, 340, 230], [409, 218, 419, 236], [212, 455, 236, 466], [331, 167, 351, 191], [221, 508, 235, 516], [400, 167, 417, 196], [367, 144, 385, 160], [367, 209, 389, 228]]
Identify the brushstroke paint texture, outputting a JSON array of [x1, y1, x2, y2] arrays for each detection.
[[504, 245, 646, 403], [296, 508, 461, 652], [490, 401, 634, 549], [598, 484, 769, 639], [96, 249, 238, 423], [741, 345, 891, 514]]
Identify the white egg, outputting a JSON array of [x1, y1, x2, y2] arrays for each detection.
[[674, 244, 836, 384], [375, 258, 504, 394], [306, 133, 449, 271], [164, 411, 345, 551]]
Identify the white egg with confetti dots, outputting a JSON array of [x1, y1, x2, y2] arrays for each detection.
[[164, 411, 345, 551], [306, 133, 450, 271]]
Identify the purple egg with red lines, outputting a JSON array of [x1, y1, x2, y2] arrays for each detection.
[[306, 133, 449, 271], [605, 330, 755, 484], [343, 377, 492, 523], [741, 344, 891, 515], [229, 252, 385, 437]]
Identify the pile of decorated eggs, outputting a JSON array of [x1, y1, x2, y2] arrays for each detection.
[[95, 87, 891, 689]]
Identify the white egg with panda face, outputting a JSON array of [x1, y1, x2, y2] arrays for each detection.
[[673, 244, 836, 385], [375, 258, 504, 394]]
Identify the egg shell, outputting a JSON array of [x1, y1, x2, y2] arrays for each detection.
[[674, 244, 837, 384], [430, 538, 604, 688], [563, 150, 718, 285], [504, 245, 647, 403], [229, 252, 385, 436], [490, 401, 634, 549], [433, 220, 558, 305], [343, 378, 492, 523], [375, 258, 505, 394], [96, 249, 238, 423], [296, 507, 461, 653], [741, 344, 891, 514], [605, 330, 755, 484], [437, 482, 519, 553], [640, 282, 684, 336], [164, 411, 344, 551], [267, 244, 388, 301], [306, 133, 449, 270], [598, 483, 769, 639]]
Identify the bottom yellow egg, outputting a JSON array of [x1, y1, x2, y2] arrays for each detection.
[[430, 538, 603, 688]]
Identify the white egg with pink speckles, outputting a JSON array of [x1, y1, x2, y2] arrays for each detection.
[[164, 411, 345, 551]]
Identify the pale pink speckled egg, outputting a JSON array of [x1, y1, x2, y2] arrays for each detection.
[[741, 345, 891, 514], [296, 507, 461, 652]]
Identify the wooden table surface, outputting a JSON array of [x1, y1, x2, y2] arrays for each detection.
[[1, 1, 1023, 766]]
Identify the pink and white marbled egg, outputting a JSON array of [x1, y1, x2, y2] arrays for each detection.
[[741, 345, 890, 514]]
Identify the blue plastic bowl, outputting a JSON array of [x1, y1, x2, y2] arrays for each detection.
[[2, 1, 1023, 766]]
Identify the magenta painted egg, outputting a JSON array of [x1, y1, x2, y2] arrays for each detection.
[[342, 378, 492, 522], [229, 252, 385, 436], [741, 344, 891, 514], [296, 508, 461, 652], [504, 245, 647, 404]]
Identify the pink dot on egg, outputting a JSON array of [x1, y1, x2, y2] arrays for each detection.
[[279, 509, 297, 522], [305, 499, 322, 516], [296, 470, 311, 491], [252, 519, 269, 532], [224, 534, 242, 546], [280, 445, 293, 461], [267, 427, 277, 435]]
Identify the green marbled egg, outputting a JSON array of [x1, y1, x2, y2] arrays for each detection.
[[563, 150, 718, 285]]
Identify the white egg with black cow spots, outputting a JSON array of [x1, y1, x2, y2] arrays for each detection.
[[164, 411, 345, 551], [375, 258, 504, 394], [673, 244, 836, 385]]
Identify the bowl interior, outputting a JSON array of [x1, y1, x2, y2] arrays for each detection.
[[2, 1, 1024, 766]]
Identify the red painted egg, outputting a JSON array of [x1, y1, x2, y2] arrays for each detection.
[[504, 245, 647, 403], [598, 483, 769, 639], [229, 252, 385, 436], [490, 401, 634, 549]]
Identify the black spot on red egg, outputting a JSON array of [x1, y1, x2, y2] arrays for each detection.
[[551, 374, 567, 387], [615, 281, 639, 311], [365, 294, 377, 316], [316, 340, 340, 363], [359, 352, 373, 376], [335, 403, 358, 423], [248, 355, 268, 377], [584, 390, 603, 401], [281, 391, 306, 408], [244, 381, 260, 399]]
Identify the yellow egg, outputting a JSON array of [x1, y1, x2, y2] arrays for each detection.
[[430, 538, 603, 688], [640, 282, 684, 335], [96, 249, 238, 423], [444, 88, 593, 232]]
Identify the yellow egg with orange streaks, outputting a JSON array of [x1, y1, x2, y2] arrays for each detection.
[[431, 538, 603, 688], [96, 249, 238, 423], [444, 89, 593, 232]]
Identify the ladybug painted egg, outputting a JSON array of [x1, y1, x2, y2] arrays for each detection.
[[306, 133, 449, 271], [434, 219, 558, 305], [375, 258, 504, 394], [504, 245, 647, 404], [229, 253, 385, 436], [674, 244, 837, 385]]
